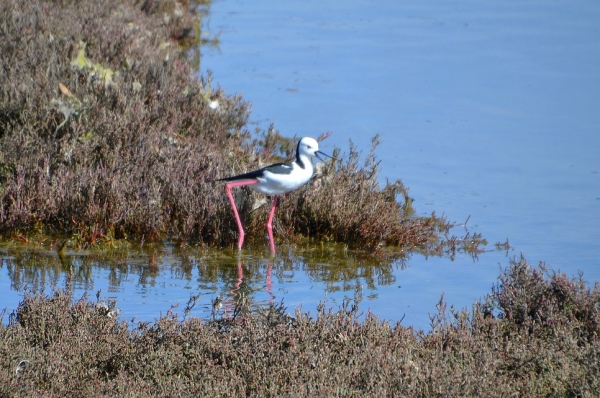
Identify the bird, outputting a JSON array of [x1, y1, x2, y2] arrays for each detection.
[[217, 137, 333, 253]]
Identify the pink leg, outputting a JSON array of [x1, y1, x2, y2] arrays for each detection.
[[225, 180, 259, 250], [265, 263, 274, 302], [224, 261, 245, 318], [266, 196, 279, 253]]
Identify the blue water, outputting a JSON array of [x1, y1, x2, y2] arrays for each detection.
[[1, 0, 599, 331], [200, 0, 600, 324]]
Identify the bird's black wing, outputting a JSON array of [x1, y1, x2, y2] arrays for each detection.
[[216, 161, 292, 182], [261, 162, 294, 175]]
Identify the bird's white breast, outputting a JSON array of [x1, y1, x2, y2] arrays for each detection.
[[251, 161, 314, 195]]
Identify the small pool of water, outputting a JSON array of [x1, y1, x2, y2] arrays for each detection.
[[2, 240, 481, 330]]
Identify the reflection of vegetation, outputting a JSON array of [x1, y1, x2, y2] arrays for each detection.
[[286, 242, 398, 291], [1, 227, 496, 308]]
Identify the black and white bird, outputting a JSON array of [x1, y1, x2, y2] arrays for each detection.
[[218, 137, 332, 252]]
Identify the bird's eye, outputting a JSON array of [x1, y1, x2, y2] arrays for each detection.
[[306, 145, 312, 149]]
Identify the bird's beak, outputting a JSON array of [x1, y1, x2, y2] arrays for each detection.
[[315, 150, 335, 162]]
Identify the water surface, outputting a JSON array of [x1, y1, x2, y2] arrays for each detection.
[[200, 0, 600, 321]]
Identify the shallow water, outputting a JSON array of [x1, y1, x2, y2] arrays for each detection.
[[199, 0, 600, 319], [2, 0, 599, 330], [1, 240, 445, 327]]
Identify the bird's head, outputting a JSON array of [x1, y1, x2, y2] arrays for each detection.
[[297, 137, 333, 162]]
